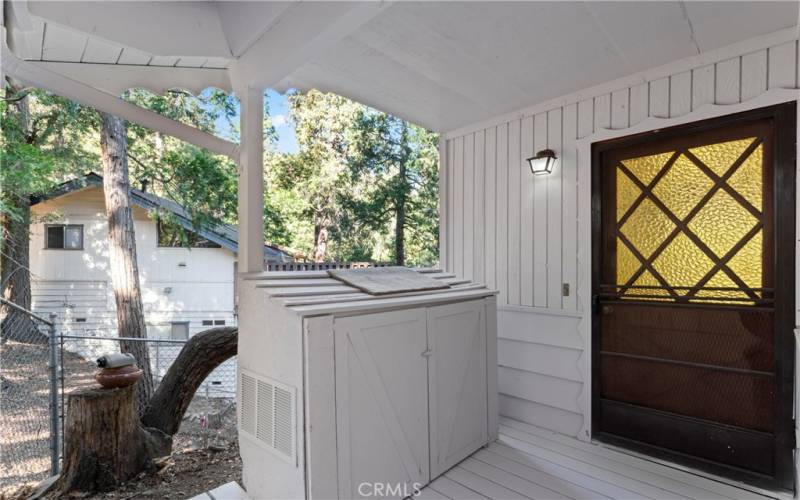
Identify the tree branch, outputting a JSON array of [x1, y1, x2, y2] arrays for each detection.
[[140, 327, 237, 435]]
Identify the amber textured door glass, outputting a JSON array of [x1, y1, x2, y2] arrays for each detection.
[[614, 137, 763, 303]]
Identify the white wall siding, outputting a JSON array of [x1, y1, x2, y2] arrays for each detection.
[[440, 34, 800, 437], [29, 187, 240, 396], [29, 187, 238, 386]]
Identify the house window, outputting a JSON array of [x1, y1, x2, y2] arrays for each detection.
[[170, 322, 189, 340], [148, 322, 190, 340], [157, 220, 221, 248], [202, 319, 226, 327], [45, 224, 83, 250]]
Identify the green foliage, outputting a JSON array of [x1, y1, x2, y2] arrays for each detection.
[[0, 85, 100, 226], [347, 110, 440, 265], [123, 89, 252, 236], [1, 83, 440, 266], [265, 90, 439, 266]]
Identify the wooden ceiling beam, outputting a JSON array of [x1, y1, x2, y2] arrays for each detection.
[[1, 38, 240, 161], [33, 61, 231, 96]]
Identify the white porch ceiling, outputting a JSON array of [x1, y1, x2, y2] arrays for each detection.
[[4, 1, 798, 132]]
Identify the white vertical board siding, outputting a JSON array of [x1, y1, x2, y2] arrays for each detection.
[[669, 72, 691, 117], [443, 38, 799, 310], [496, 123, 509, 306], [473, 130, 486, 284], [692, 65, 715, 109], [452, 136, 464, 278], [547, 109, 563, 309], [561, 103, 578, 311], [715, 57, 741, 104], [484, 128, 497, 292], [463, 133, 475, 281], [520, 116, 534, 307], [507, 119, 521, 306], [440, 35, 800, 437], [769, 41, 797, 89], [532, 114, 548, 308]]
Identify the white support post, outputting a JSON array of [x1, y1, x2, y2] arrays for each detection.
[[238, 87, 265, 273], [438, 138, 448, 272]]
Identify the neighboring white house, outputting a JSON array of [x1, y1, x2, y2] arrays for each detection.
[[28, 173, 291, 394]]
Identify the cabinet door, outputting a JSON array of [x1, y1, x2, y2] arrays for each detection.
[[428, 300, 488, 478], [334, 309, 430, 499]]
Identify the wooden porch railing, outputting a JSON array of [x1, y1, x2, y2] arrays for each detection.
[[265, 261, 392, 272]]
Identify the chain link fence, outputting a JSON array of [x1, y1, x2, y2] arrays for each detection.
[[0, 296, 59, 494], [1, 300, 237, 496]]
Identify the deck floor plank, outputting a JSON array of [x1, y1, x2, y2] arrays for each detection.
[[407, 420, 783, 500], [472, 448, 612, 500], [445, 466, 533, 499], [499, 417, 762, 500], [428, 476, 489, 500], [500, 423, 747, 500], [486, 442, 646, 499], [498, 432, 681, 499], [501, 426, 696, 499], [414, 486, 452, 500], [459, 457, 572, 499]]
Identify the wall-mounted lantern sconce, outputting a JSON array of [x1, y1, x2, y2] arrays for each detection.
[[526, 149, 557, 175]]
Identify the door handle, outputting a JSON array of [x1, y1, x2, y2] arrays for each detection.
[[601, 305, 614, 315], [421, 349, 433, 358]]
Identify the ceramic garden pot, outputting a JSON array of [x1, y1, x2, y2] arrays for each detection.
[[95, 364, 143, 389]]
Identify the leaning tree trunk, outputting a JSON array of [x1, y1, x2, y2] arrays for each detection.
[[50, 385, 171, 495], [142, 326, 237, 435], [99, 112, 154, 402], [0, 86, 41, 343]]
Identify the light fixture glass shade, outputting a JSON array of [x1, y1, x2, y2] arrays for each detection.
[[526, 149, 557, 175]]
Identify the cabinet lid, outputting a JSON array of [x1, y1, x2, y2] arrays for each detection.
[[328, 266, 450, 295], [243, 267, 497, 316]]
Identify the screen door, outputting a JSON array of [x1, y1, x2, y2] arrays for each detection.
[[592, 103, 795, 491]]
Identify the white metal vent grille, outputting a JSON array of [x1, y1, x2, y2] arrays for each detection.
[[239, 370, 296, 464], [274, 386, 293, 456], [256, 380, 273, 445], [240, 373, 257, 435]]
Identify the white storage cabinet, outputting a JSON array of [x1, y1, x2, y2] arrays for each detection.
[[236, 270, 498, 499]]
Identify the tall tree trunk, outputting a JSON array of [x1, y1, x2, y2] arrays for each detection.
[[394, 180, 406, 266], [99, 112, 154, 402], [313, 211, 328, 262], [51, 384, 170, 496], [0, 86, 41, 343], [0, 189, 37, 342], [394, 125, 410, 266]]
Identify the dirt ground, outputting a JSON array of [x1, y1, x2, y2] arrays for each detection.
[[1, 340, 242, 500]]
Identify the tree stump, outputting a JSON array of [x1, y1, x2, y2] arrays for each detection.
[[51, 384, 171, 495]]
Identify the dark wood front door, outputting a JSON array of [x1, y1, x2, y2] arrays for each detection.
[[592, 103, 796, 491]]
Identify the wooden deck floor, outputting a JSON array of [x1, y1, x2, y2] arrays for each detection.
[[418, 418, 787, 500]]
